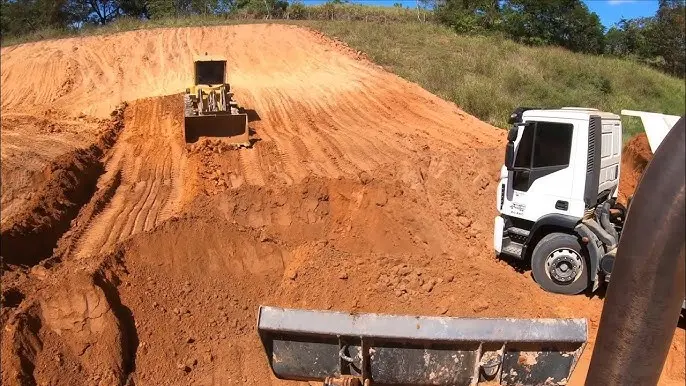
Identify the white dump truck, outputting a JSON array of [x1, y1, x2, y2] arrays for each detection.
[[494, 107, 681, 294]]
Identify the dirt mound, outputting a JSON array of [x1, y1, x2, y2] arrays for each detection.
[[61, 95, 189, 261], [618, 133, 653, 204], [0, 24, 682, 386], [1, 107, 125, 266], [1, 262, 136, 386], [0, 173, 586, 385], [0, 111, 104, 226]]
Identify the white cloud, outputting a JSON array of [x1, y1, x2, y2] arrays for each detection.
[[607, 0, 638, 5]]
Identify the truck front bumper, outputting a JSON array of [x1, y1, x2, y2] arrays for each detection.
[[494, 215, 505, 254]]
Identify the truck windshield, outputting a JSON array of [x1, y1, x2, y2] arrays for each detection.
[[514, 121, 573, 169]]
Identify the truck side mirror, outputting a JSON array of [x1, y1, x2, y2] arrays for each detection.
[[505, 142, 515, 170], [505, 126, 518, 170], [507, 126, 518, 141]]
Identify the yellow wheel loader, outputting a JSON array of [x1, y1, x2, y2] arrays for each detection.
[[183, 55, 249, 145]]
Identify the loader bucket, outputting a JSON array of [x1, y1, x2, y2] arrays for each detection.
[[257, 306, 587, 386], [184, 113, 249, 145]]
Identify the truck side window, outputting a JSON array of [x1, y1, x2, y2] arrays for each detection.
[[533, 122, 573, 168], [514, 125, 534, 168]]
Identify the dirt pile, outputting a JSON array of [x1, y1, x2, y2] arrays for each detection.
[[0, 111, 105, 226], [0, 24, 683, 386], [618, 133, 653, 204], [1, 107, 126, 266]]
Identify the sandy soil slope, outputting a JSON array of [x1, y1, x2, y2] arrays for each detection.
[[1, 24, 682, 386]]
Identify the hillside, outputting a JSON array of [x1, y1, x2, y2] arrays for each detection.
[[306, 21, 685, 137], [3, 18, 683, 137]]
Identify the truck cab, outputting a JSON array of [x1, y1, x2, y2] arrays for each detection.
[[494, 107, 623, 294]]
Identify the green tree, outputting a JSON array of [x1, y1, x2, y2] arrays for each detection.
[[501, 0, 605, 54], [0, 0, 84, 36], [141, 0, 229, 18], [286, 0, 307, 19], [434, 0, 500, 33], [83, 0, 122, 24], [232, 0, 286, 18], [119, 0, 151, 18], [651, 0, 685, 76], [604, 18, 653, 58]]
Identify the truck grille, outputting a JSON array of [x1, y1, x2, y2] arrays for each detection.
[[587, 118, 596, 173]]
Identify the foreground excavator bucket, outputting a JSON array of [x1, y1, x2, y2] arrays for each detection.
[[257, 306, 587, 386]]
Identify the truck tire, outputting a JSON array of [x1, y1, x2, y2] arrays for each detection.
[[531, 233, 589, 295]]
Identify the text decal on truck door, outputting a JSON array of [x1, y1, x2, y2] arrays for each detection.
[[510, 202, 526, 216]]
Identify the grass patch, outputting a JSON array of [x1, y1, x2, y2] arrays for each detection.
[[2, 17, 683, 138], [304, 21, 685, 136]]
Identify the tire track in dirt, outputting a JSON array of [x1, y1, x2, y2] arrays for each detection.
[[317, 89, 406, 165], [73, 96, 186, 259]]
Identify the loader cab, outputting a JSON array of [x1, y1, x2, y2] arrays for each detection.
[[494, 107, 622, 295], [194, 57, 226, 86]]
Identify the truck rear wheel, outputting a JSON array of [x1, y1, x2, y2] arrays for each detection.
[[531, 233, 589, 295]]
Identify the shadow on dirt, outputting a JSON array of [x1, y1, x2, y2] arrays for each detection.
[[244, 108, 260, 122], [95, 270, 140, 379], [496, 254, 530, 274], [248, 127, 262, 147], [1, 287, 26, 308], [0, 106, 125, 267]]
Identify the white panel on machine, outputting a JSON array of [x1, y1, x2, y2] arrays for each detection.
[[598, 120, 621, 195]]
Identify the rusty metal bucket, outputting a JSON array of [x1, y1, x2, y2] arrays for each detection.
[[257, 306, 587, 386]]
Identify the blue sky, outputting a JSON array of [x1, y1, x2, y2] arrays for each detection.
[[584, 0, 659, 28], [298, 0, 660, 28]]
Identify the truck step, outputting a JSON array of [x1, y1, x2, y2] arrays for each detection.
[[506, 227, 530, 245], [507, 227, 530, 238], [501, 239, 524, 259]]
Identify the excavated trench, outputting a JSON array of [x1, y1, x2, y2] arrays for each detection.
[[0, 107, 126, 267]]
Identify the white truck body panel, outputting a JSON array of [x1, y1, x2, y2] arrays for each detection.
[[493, 107, 682, 296], [493, 215, 504, 253], [599, 119, 622, 198], [621, 110, 681, 153]]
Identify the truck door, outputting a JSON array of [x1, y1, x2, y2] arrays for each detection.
[[506, 120, 579, 221]]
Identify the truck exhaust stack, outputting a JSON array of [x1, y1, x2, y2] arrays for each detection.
[[257, 306, 587, 385]]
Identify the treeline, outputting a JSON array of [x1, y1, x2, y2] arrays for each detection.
[[1, 0, 684, 77], [432, 0, 685, 77]]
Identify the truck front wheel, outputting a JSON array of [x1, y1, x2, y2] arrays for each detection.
[[531, 233, 589, 295]]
